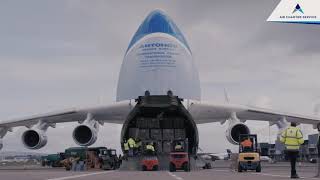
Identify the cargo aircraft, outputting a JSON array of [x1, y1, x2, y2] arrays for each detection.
[[1, 10, 319, 155]]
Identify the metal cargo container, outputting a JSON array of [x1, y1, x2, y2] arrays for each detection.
[[163, 141, 172, 153], [149, 118, 160, 128], [138, 129, 150, 140], [173, 118, 185, 129], [174, 129, 186, 140], [156, 141, 163, 153], [150, 129, 162, 140], [162, 129, 174, 140], [160, 119, 173, 129], [136, 117, 148, 128], [128, 128, 139, 139]]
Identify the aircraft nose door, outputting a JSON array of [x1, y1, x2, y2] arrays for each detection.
[[116, 10, 201, 101]]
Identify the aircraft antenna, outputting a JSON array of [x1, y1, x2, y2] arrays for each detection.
[[224, 88, 230, 103]]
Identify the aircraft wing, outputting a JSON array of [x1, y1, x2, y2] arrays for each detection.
[[188, 101, 320, 126], [0, 101, 133, 129]]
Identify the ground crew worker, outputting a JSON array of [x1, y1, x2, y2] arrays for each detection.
[[280, 122, 304, 179], [123, 140, 129, 158], [315, 123, 320, 177], [241, 138, 253, 152], [175, 143, 183, 151], [127, 137, 136, 157], [145, 143, 155, 155], [135, 138, 142, 155]]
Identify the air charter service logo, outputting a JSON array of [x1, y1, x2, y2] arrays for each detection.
[[267, 0, 320, 24], [292, 4, 303, 14]]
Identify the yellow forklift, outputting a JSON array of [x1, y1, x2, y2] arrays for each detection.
[[238, 134, 261, 172]]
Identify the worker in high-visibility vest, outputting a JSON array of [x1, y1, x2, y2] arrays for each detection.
[[123, 140, 129, 156], [145, 143, 155, 155], [175, 143, 183, 151], [280, 122, 304, 179], [127, 137, 136, 157], [134, 138, 142, 155], [241, 138, 253, 152], [128, 138, 136, 148]]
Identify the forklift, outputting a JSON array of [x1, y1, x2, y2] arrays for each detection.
[[100, 148, 120, 170], [238, 134, 261, 172], [141, 141, 159, 171], [169, 139, 190, 172]]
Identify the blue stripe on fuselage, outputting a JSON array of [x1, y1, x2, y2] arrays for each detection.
[[126, 10, 191, 53]]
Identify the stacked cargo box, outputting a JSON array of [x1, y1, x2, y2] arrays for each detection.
[[128, 128, 139, 139], [174, 129, 186, 140], [156, 141, 163, 153], [150, 129, 162, 140], [162, 141, 172, 153], [132, 116, 187, 154], [136, 117, 149, 128], [160, 118, 173, 129], [149, 118, 160, 128], [173, 117, 185, 129], [138, 129, 150, 140], [162, 129, 174, 140]]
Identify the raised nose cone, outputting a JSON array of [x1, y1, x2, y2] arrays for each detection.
[[126, 10, 191, 53]]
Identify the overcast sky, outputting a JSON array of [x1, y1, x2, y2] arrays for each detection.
[[0, 0, 320, 154]]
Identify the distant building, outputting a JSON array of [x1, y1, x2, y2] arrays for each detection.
[[259, 133, 319, 162], [259, 143, 269, 156], [307, 134, 318, 159]]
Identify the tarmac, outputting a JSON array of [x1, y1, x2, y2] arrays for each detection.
[[0, 161, 319, 180]]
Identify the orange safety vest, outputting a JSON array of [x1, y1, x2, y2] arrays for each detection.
[[241, 139, 252, 148]]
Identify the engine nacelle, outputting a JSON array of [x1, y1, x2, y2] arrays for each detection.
[[226, 122, 250, 145], [22, 129, 47, 149], [72, 122, 98, 146]]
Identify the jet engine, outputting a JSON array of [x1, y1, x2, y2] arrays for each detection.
[[22, 129, 47, 149], [226, 122, 250, 145], [72, 118, 98, 146]]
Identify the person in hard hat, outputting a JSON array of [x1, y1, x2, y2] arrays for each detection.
[[134, 138, 142, 155], [145, 143, 155, 155], [175, 142, 183, 151], [241, 138, 253, 152], [123, 140, 129, 159], [127, 137, 136, 157], [280, 122, 304, 179]]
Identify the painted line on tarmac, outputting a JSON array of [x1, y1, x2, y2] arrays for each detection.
[[167, 172, 184, 180], [210, 169, 229, 172], [47, 171, 115, 180], [253, 173, 288, 178], [253, 172, 319, 179]]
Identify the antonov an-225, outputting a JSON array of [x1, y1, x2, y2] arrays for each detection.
[[0, 10, 319, 156]]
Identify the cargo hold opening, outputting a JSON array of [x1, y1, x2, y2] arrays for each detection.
[[120, 95, 198, 155]]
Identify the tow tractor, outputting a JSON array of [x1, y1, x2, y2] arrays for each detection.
[[100, 148, 120, 170], [169, 139, 190, 172], [237, 134, 261, 172], [141, 141, 159, 171], [62, 147, 120, 171]]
